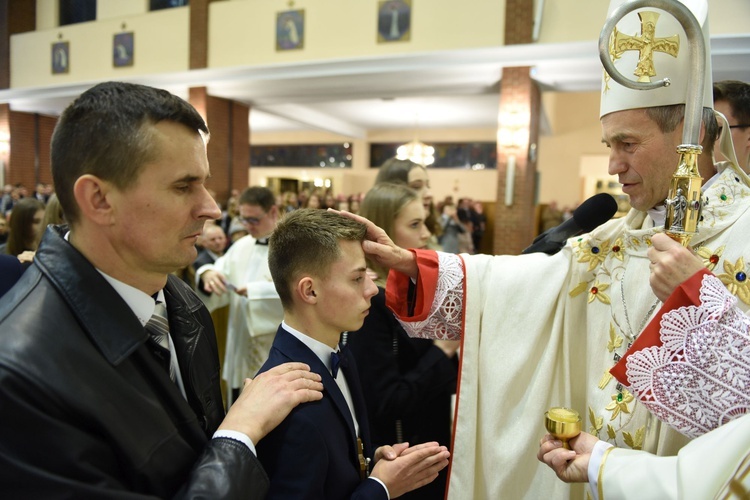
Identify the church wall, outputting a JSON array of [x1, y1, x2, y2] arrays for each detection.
[[97, 0, 149, 20], [537, 91, 606, 208], [11, 0, 750, 208], [208, 0, 505, 68], [11, 7, 189, 88], [538, 0, 749, 43]]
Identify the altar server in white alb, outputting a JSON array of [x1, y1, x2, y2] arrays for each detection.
[[197, 186, 283, 404], [341, 0, 750, 497]]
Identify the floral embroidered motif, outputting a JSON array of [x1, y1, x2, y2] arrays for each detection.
[[569, 280, 592, 298], [588, 406, 603, 435], [622, 426, 645, 450], [397, 252, 463, 341], [609, 238, 625, 261], [605, 389, 634, 420], [587, 281, 611, 304], [624, 274, 750, 438], [598, 370, 613, 390], [717, 257, 750, 305], [607, 424, 616, 440], [625, 235, 652, 250], [576, 239, 609, 271], [696, 245, 725, 271], [607, 324, 623, 352]]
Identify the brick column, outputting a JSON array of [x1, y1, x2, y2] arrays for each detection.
[[0, 0, 35, 89], [189, 0, 213, 70], [189, 1, 249, 207], [189, 87, 249, 206], [493, 0, 540, 255], [7, 111, 56, 188], [0, 0, 40, 188]]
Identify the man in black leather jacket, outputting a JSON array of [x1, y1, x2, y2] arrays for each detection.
[[0, 81, 324, 498]]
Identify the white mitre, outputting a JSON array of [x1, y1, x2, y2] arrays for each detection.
[[600, 0, 713, 118]]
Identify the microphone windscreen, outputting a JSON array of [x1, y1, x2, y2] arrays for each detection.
[[572, 193, 619, 233]]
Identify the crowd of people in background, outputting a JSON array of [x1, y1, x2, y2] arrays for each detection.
[[0, 177, 491, 305], [0, 184, 64, 297]]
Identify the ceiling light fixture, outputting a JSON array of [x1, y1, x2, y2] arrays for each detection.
[[396, 110, 435, 166], [396, 139, 435, 166]]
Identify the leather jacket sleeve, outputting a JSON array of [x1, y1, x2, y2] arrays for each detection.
[[177, 438, 269, 500]]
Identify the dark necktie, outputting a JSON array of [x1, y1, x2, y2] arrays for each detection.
[[145, 301, 176, 382]]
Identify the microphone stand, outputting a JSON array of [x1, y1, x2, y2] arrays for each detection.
[[599, 0, 705, 246]]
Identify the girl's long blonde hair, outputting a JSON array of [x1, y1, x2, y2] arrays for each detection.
[[359, 183, 419, 287]]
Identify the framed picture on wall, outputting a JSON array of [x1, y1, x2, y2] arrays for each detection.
[[276, 9, 305, 51], [113, 32, 134, 67], [377, 0, 411, 43], [51, 41, 69, 74]]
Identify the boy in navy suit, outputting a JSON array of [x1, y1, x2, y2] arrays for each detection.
[[258, 209, 450, 499]]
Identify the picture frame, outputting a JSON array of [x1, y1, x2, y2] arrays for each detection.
[[51, 41, 69, 74], [113, 32, 134, 67], [377, 0, 411, 43], [276, 9, 305, 51]]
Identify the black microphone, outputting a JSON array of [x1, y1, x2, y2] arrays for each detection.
[[522, 193, 619, 255]]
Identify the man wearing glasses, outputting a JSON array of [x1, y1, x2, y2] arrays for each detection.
[[198, 186, 283, 405], [714, 80, 750, 172]]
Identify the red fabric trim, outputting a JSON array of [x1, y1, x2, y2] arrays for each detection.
[[385, 249, 440, 321], [610, 268, 711, 385], [444, 255, 467, 500]]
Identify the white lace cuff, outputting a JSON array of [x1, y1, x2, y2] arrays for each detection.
[[398, 252, 464, 341], [624, 274, 750, 437]]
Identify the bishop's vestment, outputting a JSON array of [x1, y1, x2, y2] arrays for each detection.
[[387, 162, 750, 499]]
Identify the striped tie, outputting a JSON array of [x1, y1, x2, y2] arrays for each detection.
[[145, 301, 176, 382]]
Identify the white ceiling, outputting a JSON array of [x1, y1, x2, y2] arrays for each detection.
[[1, 35, 748, 137]]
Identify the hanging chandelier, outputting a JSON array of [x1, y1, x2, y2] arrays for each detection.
[[396, 140, 435, 166]]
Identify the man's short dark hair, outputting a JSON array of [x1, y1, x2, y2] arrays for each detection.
[[51, 81, 208, 225], [714, 80, 750, 125], [239, 186, 276, 212], [268, 209, 366, 309]]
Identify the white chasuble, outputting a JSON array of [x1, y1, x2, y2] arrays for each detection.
[[600, 412, 750, 499], [387, 162, 750, 499]]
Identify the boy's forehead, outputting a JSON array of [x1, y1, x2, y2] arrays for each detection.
[[339, 241, 366, 269]]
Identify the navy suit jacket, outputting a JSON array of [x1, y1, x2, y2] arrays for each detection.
[[256, 326, 388, 500]]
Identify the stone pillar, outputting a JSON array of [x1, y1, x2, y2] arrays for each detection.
[[0, 0, 40, 189], [4, 111, 56, 188], [493, 0, 541, 255], [189, 87, 250, 206], [189, 0, 212, 70], [0, 0, 35, 89]]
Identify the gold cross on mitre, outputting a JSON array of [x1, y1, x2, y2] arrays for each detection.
[[609, 11, 680, 83]]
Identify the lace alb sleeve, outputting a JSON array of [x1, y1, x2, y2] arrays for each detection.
[[397, 252, 464, 341], [624, 273, 750, 438]]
